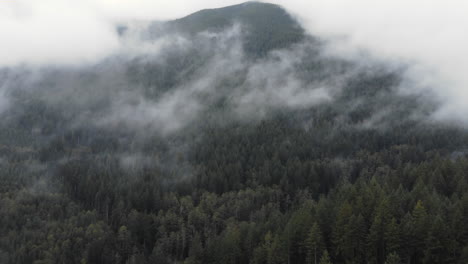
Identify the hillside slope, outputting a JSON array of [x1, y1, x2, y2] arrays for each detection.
[[0, 2, 467, 264]]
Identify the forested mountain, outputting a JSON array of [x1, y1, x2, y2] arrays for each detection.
[[1, 2, 468, 264]]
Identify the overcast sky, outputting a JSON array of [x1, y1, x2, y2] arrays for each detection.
[[0, 0, 467, 123]]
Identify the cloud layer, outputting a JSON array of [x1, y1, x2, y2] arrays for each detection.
[[0, 0, 120, 66], [1, 0, 467, 125], [278, 0, 468, 125]]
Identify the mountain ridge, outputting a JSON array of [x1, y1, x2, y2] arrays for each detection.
[[161, 1, 305, 56]]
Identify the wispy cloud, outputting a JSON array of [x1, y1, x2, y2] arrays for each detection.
[[1, 0, 467, 126]]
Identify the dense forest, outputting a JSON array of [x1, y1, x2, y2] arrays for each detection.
[[1, 2, 468, 264]]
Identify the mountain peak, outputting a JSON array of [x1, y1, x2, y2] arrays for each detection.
[[166, 1, 304, 56]]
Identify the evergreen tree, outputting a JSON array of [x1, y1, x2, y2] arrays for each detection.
[[305, 222, 324, 264], [384, 218, 400, 256], [319, 250, 332, 264], [410, 200, 429, 263], [149, 245, 169, 264], [117, 226, 132, 263], [187, 233, 203, 264], [384, 252, 402, 264], [367, 198, 392, 263], [424, 216, 450, 264]]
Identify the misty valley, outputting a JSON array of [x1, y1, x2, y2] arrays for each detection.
[[1, 2, 468, 264]]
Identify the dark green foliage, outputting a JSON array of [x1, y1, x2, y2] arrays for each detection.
[[2, 147, 468, 263], [319, 250, 332, 264], [305, 222, 325, 264], [385, 252, 402, 264]]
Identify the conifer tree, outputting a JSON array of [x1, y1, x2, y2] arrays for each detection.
[[319, 250, 332, 264], [305, 222, 324, 264], [385, 218, 400, 256], [384, 252, 402, 264]]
